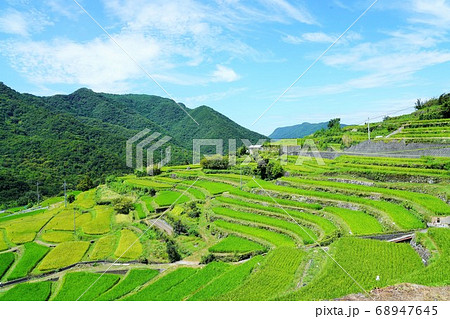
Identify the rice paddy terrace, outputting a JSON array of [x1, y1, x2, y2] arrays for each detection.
[[0, 154, 449, 301]]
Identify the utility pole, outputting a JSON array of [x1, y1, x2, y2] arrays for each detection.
[[63, 180, 67, 208], [36, 182, 40, 206], [367, 117, 371, 141]]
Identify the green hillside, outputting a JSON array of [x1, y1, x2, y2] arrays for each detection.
[[282, 95, 450, 149], [0, 83, 266, 206]]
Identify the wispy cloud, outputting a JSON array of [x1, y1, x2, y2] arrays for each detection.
[[0, 0, 313, 91], [0, 8, 52, 36], [282, 31, 362, 44]]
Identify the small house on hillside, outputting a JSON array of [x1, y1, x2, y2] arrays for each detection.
[[248, 145, 263, 155], [428, 216, 450, 228]]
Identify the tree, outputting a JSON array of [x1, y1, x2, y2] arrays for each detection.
[[67, 194, 75, 203], [327, 118, 341, 130], [237, 145, 248, 156], [415, 98, 424, 110], [112, 197, 134, 214], [77, 175, 94, 191], [200, 155, 228, 169], [254, 159, 284, 180], [166, 240, 181, 262], [173, 220, 188, 235]]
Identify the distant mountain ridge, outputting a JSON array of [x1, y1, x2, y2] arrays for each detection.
[[269, 122, 330, 139], [0, 82, 266, 205]]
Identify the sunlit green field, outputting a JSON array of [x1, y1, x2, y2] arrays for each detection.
[[0, 152, 448, 301]]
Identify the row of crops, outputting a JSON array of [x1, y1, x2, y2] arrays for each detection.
[[1, 229, 448, 301], [0, 151, 449, 300]]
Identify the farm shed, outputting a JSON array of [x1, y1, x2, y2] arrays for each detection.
[[428, 216, 450, 228]]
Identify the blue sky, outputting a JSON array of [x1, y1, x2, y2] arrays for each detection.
[[1, 0, 450, 135]]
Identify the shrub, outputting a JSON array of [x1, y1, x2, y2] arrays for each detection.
[[113, 197, 134, 214], [200, 253, 216, 264], [166, 240, 181, 262], [200, 155, 229, 170]]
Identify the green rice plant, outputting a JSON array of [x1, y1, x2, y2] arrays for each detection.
[[154, 191, 190, 207], [176, 184, 206, 200], [53, 272, 120, 301], [213, 220, 295, 247], [133, 203, 146, 219], [216, 196, 336, 239], [0, 208, 47, 223], [247, 179, 424, 230], [141, 195, 155, 212], [82, 206, 113, 235], [89, 234, 117, 260], [44, 207, 92, 232], [229, 188, 322, 210], [114, 229, 142, 260], [156, 262, 231, 301], [7, 243, 50, 280], [96, 269, 160, 300], [1, 210, 55, 244], [280, 238, 424, 300], [74, 189, 96, 209], [405, 228, 449, 286], [125, 268, 197, 301], [124, 178, 172, 189], [285, 177, 450, 216], [0, 252, 15, 279], [195, 180, 234, 195], [188, 256, 263, 300], [41, 231, 74, 243], [212, 206, 316, 245], [38, 241, 90, 271], [0, 281, 52, 301], [0, 231, 8, 251], [220, 247, 305, 300], [324, 207, 384, 235], [208, 235, 265, 253]]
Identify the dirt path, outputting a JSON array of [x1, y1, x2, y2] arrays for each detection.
[[338, 283, 450, 301]]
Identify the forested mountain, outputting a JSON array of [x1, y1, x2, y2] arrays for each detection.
[[269, 122, 331, 139], [0, 82, 266, 205]]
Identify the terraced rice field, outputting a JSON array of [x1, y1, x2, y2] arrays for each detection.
[[38, 241, 90, 271], [0, 252, 15, 278], [208, 235, 265, 253], [96, 269, 159, 301], [89, 234, 117, 260], [279, 238, 425, 300], [7, 242, 49, 280], [154, 191, 190, 207], [0, 281, 53, 301], [0, 149, 448, 301], [53, 272, 120, 301], [114, 230, 143, 260]]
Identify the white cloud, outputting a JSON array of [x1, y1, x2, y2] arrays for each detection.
[[0, 8, 51, 36], [259, 0, 316, 24], [302, 32, 335, 43], [282, 31, 361, 45], [0, 33, 162, 93], [212, 65, 240, 82], [409, 0, 450, 28]]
